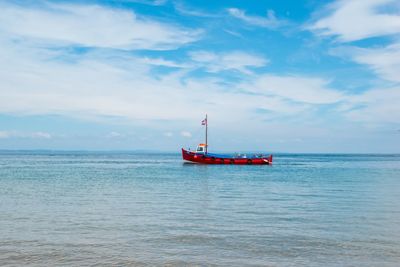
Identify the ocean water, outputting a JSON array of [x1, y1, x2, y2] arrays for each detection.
[[0, 152, 399, 267]]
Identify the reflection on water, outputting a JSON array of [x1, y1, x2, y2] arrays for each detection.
[[0, 152, 400, 266]]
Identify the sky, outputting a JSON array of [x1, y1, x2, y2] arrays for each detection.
[[0, 0, 399, 153]]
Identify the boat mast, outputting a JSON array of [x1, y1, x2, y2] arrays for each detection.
[[205, 114, 208, 154]]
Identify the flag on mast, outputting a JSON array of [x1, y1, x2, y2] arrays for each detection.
[[201, 117, 207, 125]]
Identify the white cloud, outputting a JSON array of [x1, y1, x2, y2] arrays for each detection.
[[351, 43, 400, 83], [0, 2, 201, 50], [181, 131, 192, 137], [0, 35, 352, 126], [0, 131, 51, 139], [189, 51, 268, 74], [107, 131, 123, 138], [344, 86, 400, 123], [174, 2, 218, 18], [164, 132, 173, 137], [227, 8, 284, 28], [329, 41, 400, 83], [139, 57, 189, 68], [309, 0, 400, 42], [0, 131, 11, 139], [2, 31, 396, 128], [0, 37, 242, 122], [244, 75, 344, 104], [31, 132, 52, 139], [311, 0, 400, 90], [0, 1, 395, 133]]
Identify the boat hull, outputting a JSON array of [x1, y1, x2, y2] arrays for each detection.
[[182, 148, 272, 165]]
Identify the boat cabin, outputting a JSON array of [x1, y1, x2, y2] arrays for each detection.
[[195, 143, 207, 154]]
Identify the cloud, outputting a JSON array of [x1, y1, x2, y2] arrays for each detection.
[[351, 43, 400, 83], [0, 131, 52, 139], [227, 8, 284, 28], [0, 33, 358, 127], [244, 75, 344, 104], [0, 0, 394, 132], [2, 29, 395, 128], [189, 51, 268, 74], [0, 2, 201, 50], [174, 2, 218, 18], [344, 86, 400, 123], [309, 0, 400, 42], [181, 131, 192, 137], [0, 37, 250, 122], [331, 43, 400, 83], [107, 131, 123, 138], [31, 132, 52, 139], [0, 131, 11, 139], [139, 57, 189, 68], [310, 0, 400, 90], [164, 132, 173, 137]]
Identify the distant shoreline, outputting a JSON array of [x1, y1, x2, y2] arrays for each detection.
[[0, 150, 399, 156]]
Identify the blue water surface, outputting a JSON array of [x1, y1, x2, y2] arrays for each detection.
[[0, 152, 399, 266]]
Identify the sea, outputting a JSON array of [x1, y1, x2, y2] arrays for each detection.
[[0, 152, 399, 266]]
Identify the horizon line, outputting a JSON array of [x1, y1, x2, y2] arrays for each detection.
[[0, 149, 399, 155]]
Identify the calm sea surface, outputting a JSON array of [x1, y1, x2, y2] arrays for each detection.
[[0, 152, 399, 266]]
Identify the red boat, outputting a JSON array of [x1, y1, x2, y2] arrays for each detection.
[[181, 115, 273, 165]]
